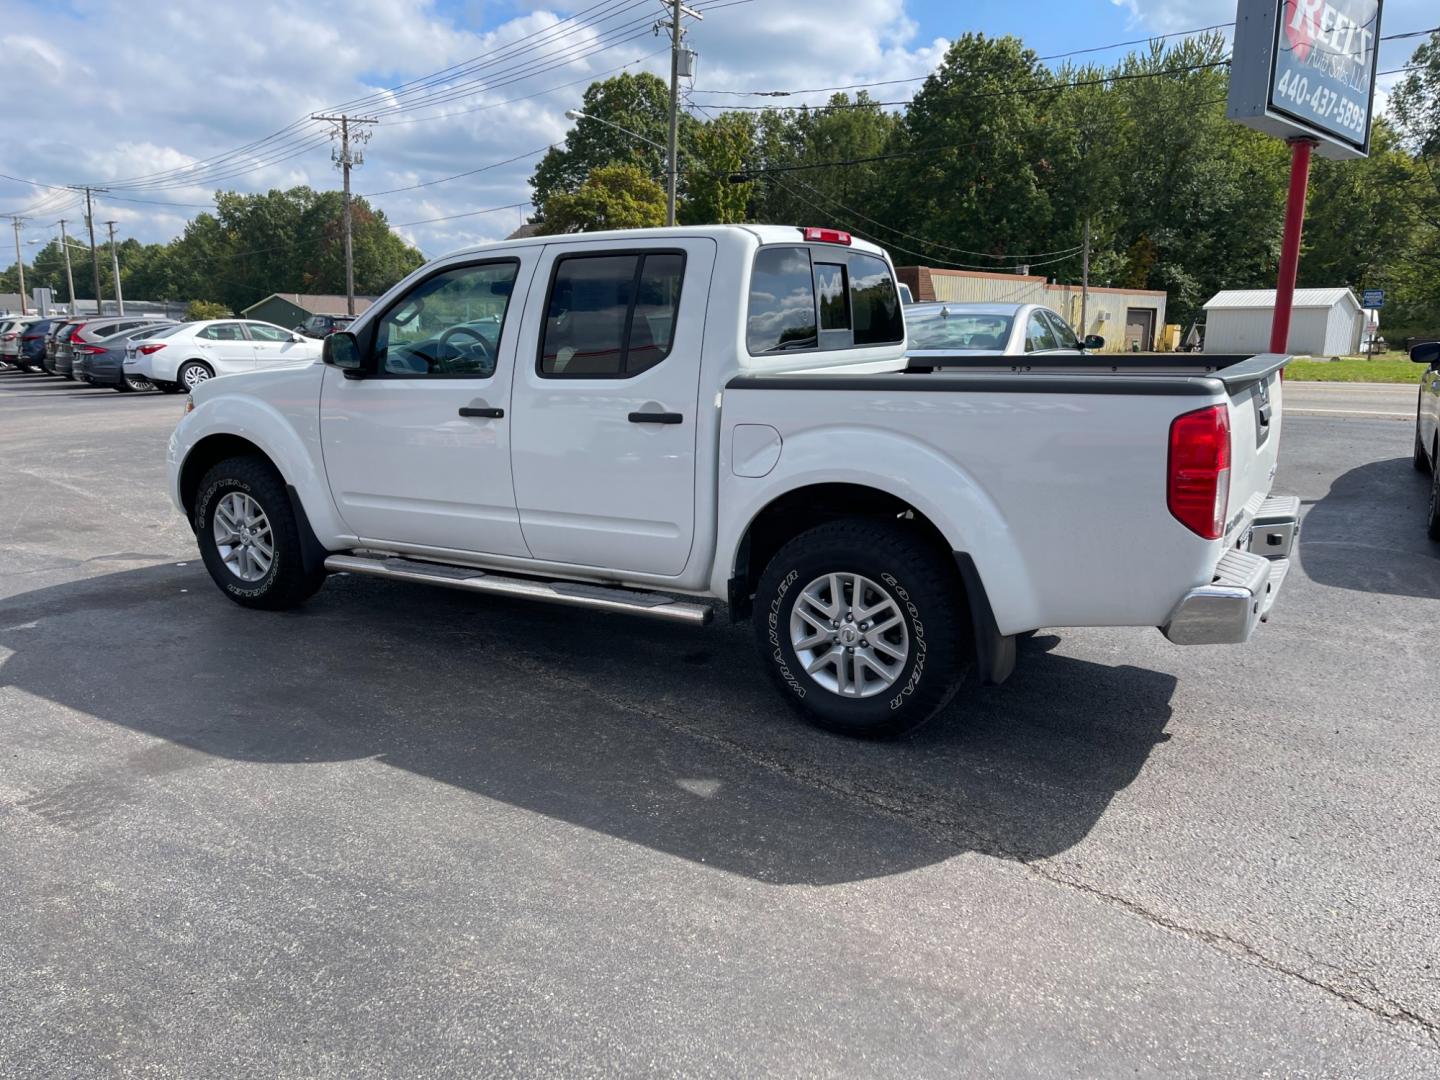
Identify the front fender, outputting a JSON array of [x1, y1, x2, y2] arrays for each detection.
[[168, 385, 351, 545], [714, 426, 1043, 633]]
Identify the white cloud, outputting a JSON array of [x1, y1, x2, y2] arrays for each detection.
[[0, 0, 948, 279], [6, 0, 1430, 284]]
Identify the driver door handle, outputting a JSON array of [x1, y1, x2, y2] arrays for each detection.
[[459, 406, 504, 418], [628, 411, 683, 424]]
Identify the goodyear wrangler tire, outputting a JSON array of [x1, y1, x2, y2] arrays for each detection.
[[753, 518, 969, 738], [195, 456, 327, 611]]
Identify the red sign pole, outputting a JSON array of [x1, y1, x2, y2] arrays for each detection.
[[1268, 137, 1318, 354]]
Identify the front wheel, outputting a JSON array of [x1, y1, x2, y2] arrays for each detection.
[[753, 519, 970, 738], [195, 456, 328, 610], [179, 361, 214, 391]]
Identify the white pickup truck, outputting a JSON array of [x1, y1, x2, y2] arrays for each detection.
[[168, 225, 1297, 737]]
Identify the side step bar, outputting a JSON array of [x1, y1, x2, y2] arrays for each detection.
[[324, 554, 714, 626]]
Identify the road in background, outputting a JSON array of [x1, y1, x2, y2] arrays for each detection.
[[1285, 379, 1419, 419], [2, 370, 1438, 1077]]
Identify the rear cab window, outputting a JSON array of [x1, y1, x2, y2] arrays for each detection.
[[746, 242, 902, 357]]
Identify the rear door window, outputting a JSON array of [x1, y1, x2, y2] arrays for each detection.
[[539, 252, 685, 378], [246, 322, 292, 342]]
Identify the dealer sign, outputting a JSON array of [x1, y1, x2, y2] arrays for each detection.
[[1227, 0, 1382, 159]]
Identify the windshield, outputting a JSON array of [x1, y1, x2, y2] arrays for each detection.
[[907, 311, 1014, 351]]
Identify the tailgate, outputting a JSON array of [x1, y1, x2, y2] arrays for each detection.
[[1222, 364, 1284, 544]]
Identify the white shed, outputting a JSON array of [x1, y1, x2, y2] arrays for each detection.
[[1201, 287, 1363, 357]]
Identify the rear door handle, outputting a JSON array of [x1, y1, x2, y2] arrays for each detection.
[[628, 411, 683, 424], [459, 406, 504, 418]]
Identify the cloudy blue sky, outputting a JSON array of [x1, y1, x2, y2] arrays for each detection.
[[3, 0, 1433, 262]]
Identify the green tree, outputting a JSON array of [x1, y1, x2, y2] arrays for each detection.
[[292, 191, 424, 298], [681, 112, 756, 224], [537, 163, 667, 233], [1300, 120, 1422, 294], [1388, 31, 1440, 336], [1070, 36, 1288, 327], [531, 72, 699, 222], [748, 93, 899, 230], [186, 299, 231, 319], [882, 36, 1060, 263]]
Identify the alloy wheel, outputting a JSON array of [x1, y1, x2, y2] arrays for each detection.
[[789, 572, 910, 698], [212, 492, 274, 582]]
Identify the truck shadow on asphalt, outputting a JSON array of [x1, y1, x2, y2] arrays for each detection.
[[1299, 456, 1440, 599], [0, 564, 1176, 886]]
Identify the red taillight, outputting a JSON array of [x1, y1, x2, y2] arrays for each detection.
[[1, 332, 14, 341], [138, 343, 167, 355], [23, 333, 42, 341], [69, 324, 88, 343], [1167, 405, 1231, 540], [802, 227, 852, 245]]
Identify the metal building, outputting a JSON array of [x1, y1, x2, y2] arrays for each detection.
[[241, 293, 376, 329], [1201, 288, 1363, 357]]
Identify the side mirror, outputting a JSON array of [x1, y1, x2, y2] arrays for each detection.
[[1083, 334, 1105, 350], [323, 330, 366, 376], [290, 332, 304, 343], [1410, 341, 1440, 366]]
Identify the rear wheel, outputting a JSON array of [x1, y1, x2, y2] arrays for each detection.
[[122, 373, 154, 392], [752, 518, 969, 738], [195, 456, 328, 610], [1427, 442, 1440, 542], [179, 361, 214, 391]]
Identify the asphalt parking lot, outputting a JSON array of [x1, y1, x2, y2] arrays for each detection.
[[2, 371, 1438, 1078]]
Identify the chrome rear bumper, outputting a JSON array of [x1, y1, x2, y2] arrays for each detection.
[[1162, 494, 1298, 645]]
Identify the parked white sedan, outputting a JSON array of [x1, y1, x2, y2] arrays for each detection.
[[905, 302, 1102, 360], [125, 319, 324, 393]]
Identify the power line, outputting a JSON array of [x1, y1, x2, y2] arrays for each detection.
[[391, 201, 533, 228], [83, 0, 650, 190], [692, 20, 1238, 98], [381, 47, 669, 126], [712, 59, 1234, 111], [692, 23, 1436, 102], [767, 173, 1082, 274], [330, 0, 651, 115], [361, 145, 554, 198]]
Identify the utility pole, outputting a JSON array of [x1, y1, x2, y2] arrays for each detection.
[[661, 1, 701, 228], [1080, 215, 1091, 342], [70, 185, 108, 316], [311, 113, 377, 316], [57, 219, 77, 313], [9, 218, 27, 315], [104, 221, 124, 315]]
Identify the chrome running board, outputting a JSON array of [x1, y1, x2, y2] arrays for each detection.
[[324, 553, 713, 626]]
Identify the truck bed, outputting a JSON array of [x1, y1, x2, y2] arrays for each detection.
[[718, 353, 1286, 634], [904, 351, 1287, 391]]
